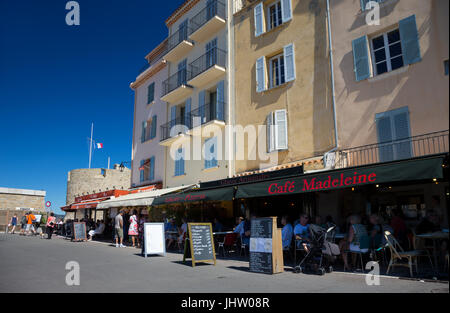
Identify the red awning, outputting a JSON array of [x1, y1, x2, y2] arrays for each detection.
[[70, 200, 101, 210]]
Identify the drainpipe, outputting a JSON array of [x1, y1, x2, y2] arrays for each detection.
[[324, 0, 339, 168]]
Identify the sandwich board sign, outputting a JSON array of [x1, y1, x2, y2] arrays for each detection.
[[143, 223, 166, 257], [183, 223, 216, 267], [72, 222, 87, 242]]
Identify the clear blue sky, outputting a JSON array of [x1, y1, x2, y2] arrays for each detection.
[[0, 0, 183, 214]]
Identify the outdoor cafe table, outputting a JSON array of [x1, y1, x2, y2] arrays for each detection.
[[213, 231, 233, 236], [416, 231, 449, 270]]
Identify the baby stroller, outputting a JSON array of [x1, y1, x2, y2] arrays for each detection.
[[294, 225, 340, 275]]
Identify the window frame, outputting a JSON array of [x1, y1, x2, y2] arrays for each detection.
[[147, 82, 155, 105], [204, 137, 218, 169], [269, 53, 286, 89], [267, 1, 282, 31], [370, 28, 404, 76]]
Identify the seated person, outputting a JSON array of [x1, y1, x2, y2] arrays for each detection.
[[165, 218, 178, 249], [177, 218, 188, 249], [294, 214, 311, 251], [213, 218, 224, 233], [281, 215, 293, 250], [339, 215, 369, 270], [233, 217, 245, 238], [88, 220, 105, 241], [241, 216, 254, 246]]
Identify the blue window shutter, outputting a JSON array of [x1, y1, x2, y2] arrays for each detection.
[[274, 110, 288, 150], [185, 98, 191, 128], [151, 115, 157, 139], [205, 137, 218, 169], [281, 0, 292, 23], [150, 156, 155, 181], [199, 91, 206, 124], [141, 121, 146, 143], [393, 111, 412, 160], [147, 83, 155, 104], [360, 0, 370, 11], [283, 43, 296, 82], [205, 138, 211, 169], [216, 81, 224, 121], [175, 148, 184, 176], [399, 15, 421, 65], [170, 106, 177, 128], [352, 36, 371, 82], [256, 56, 266, 92], [267, 113, 274, 153], [376, 116, 394, 162], [140, 160, 144, 182], [211, 137, 218, 168], [254, 2, 264, 37]]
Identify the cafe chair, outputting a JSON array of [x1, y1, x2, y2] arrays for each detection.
[[345, 235, 371, 272], [411, 230, 435, 272], [384, 231, 434, 277], [218, 233, 238, 257], [239, 237, 248, 257]]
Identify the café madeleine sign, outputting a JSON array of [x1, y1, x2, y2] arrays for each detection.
[[268, 172, 377, 195]]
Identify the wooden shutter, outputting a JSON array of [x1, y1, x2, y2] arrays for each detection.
[[393, 110, 412, 160], [151, 115, 157, 139], [254, 2, 264, 37], [281, 0, 292, 23], [376, 115, 394, 162], [199, 90, 206, 124], [216, 81, 225, 121], [284, 43, 296, 82], [360, 0, 370, 11], [352, 36, 371, 81], [185, 98, 191, 128], [147, 83, 155, 104], [399, 15, 421, 65], [267, 113, 274, 153], [141, 121, 147, 143], [256, 56, 266, 93], [149, 156, 155, 181], [140, 160, 145, 182], [274, 110, 288, 150]]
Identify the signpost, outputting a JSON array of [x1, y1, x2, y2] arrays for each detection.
[[183, 223, 216, 267], [143, 223, 166, 257], [249, 217, 283, 274], [72, 222, 87, 242]]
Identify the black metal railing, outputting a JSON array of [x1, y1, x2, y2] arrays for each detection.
[[336, 130, 449, 168], [188, 48, 227, 80], [161, 69, 192, 97], [166, 27, 193, 54], [190, 0, 226, 35], [190, 101, 225, 127], [160, 116, 192, 142]]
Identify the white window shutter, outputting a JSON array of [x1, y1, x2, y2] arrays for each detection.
[[284, 43, 296, 82], [256, 56, 266, 93], [254, 2, 264, 37], [266, 113, 274, 153], [281, 0, 293, 23], [274, 110, 288, 150]]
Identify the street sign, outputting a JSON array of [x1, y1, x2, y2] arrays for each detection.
[[45, 201, 51, 208]]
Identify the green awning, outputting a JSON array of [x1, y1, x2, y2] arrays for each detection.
[[152, 186, 236, 205], [235, 156, 445, 199]]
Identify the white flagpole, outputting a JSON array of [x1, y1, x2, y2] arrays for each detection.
[[107, 157, 110, 169], [88, 123, 94, 169]]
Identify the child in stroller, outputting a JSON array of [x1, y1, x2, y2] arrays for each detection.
[[294, 224, 340, 275]]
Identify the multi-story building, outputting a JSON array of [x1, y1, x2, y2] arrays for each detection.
[[159, 0, 234, 188], [232, 0, 336, 174], [130, 40, 169, 189]]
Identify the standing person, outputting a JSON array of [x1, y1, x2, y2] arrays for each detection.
[[20, 213, 28, 236], [128, 210, 139, 248], [8, 214, 18, 234], [177, 218, 188, 251], [114, 211, 125, 248], [25, 212, 36, 236], [339, 215, 368, 271], [46, 213, 56, 239]]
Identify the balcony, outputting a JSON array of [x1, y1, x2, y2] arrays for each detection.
[[164, 28, 194, 63], [160, 116, 192, 146], [335, 130, 449, 169], [187, 48, 226, 88], [189, 1, 226, 43], [188, 101, 226, 137], [161, 69, 193, 103]]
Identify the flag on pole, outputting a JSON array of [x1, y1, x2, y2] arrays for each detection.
[[96, 143, 104, 149]]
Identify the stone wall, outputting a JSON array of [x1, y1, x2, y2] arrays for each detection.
[[0, 193, 45, 211]]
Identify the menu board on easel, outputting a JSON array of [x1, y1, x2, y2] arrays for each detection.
[[249, 217, 283, 274], [184, 223, 216, 267], [144, 223, 166, 257], [73, 222, 87, 242]]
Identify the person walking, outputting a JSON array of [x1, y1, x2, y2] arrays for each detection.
[[46, 213, 56, 239], [25, 212, 36, 236], [20, 213, 28, 236], [114, 211, 125, 248], [8, 214, 18, 234], [128, 210, 139, 248]]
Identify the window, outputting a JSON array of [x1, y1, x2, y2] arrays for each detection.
[[142, 116, 157, 142], [141, 121, 147, 143], [204, 137, 218, 169], [256, 43, 295, 92], [352, 15, 421, 81], [267, 109, 288, 152], [269, 54, 285, 88], [268, 2, 282, 30], [175, 147, 185, 176], [371, 29, 404, 76], [147, 83, 155, 104], [139, 157, 155, 182], [254, 0, 292, 37], [376, 107, 412, 163]]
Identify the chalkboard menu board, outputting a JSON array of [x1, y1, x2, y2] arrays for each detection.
[[185, 223, 216, 267], [73, 222, 87, 242], [249, 217, 283, 274]]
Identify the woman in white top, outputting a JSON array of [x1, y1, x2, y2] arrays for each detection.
[[178, 218, 188, 250]]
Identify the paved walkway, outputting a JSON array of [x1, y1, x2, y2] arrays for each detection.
[[0, 234, 448, 293]]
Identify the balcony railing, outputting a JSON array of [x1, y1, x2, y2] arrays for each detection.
[[335, 130, 449, 169], [190, 0, 226, 35], [162, 69, 191, 97], [190, 101, 225, 127], [160, 116, 192, 142], [166, 27, 193, 54], [188, 48, 226, 80]]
